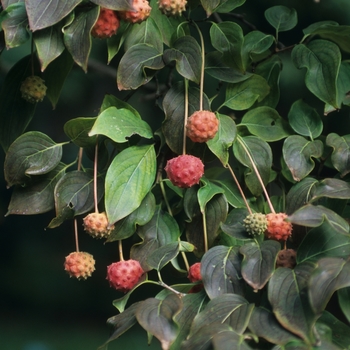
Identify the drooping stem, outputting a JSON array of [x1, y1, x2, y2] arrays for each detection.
[[237, 136, 275, 214], [202, 210, 209, 253], [118, 240, 124, 261], [77, 147, 83, 171], [93, 138, 99, 213], [74, 218, 79, 252], [226, 163, 252, 215], [182, 79, 189, 155], [192, 21, 205, 111]]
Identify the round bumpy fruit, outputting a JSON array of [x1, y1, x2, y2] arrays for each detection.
[[118, 0, 151, 24], [243, 213, 268, 236], [276, 249, 296, 269], [265, 213, 293, 241], [188, 262, 202, 283], [186, 110, 219, 143], [83, 212, 113, 239], [165, 154, 204, 188], [107, 259, 144, 293], [20, 76, 47, 103], [158, 0, 187, 16], [64, 251, 95, 280], [91, 8, 120, 39]]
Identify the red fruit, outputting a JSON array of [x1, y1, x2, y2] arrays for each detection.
[[64, 252, 95, 280], [118, 0, 151, 24], [265, 213, 293, 241], [188, 262, 202, 283], [107, 259, 144, 293], [158, 0, 187, 16], [165, 155, 204, 188], [276, 249, 297, 269], [83, 212, 113, 239], [186, 110, 219, 143], [91, 8, 120, 39]]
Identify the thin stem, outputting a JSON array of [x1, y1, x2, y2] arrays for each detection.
[[158, 281, 186, 297], [202, 210, 209, 253], [118, 240, 124, 261], [226, 163, 252, 215], [182, 79, 189, 155], [74, 219, 79, 252], [237, 136, 275, 214], [77, 147, 83, 171], [192, 21, 205, 111], [93, 139, 99, 213]]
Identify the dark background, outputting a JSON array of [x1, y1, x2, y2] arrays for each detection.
[[1, 1, 350, 349]]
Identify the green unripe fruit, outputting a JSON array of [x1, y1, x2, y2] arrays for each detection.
[[20, 76, 47, 103], [243, 213, 268, 236]]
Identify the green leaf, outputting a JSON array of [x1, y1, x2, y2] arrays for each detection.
[[117, 43, 164, 90], [282, 135, 323, 182], [248, 307, 301, 345], [268, 263, 317, 343], [326, 133, 350, 177], [292, 40, 341, 109], [26, 0, 82, 31], [107, 192, 156, 242], [64, 117, 97, 148], [0, 55, 36, 152], [136, 294, 182, 349], [289, 204, 349, 235], [220, 208, 251, 241], [233, 136, 272, 196], [63, 7, 99, 72], [264, 6, 298, 32], [309, 257, 350, 316], [207, 113, 237, 165], [201, 245, 243, 299], [48, 170, 103, 228], [214, 0, 246, 14], [105, 144, 156, 225], [198, 177, 224, 213], [147, 242, 180, 270], [213, 180, 248, 209], [163, 36, 202, 83], [311, 178, 350, 201], [6, 163, 66, 216], [107, 21, 131, 63], [4, 131, 63, 188], [240, 240, 281, 290], [131, 206, 180, 271], [224, 74, 270, 110], [288, 99, 323, 139], [190, 294, 253, 335], [210, 22, 244, 72], [124, 17, 163, 53], [162, 82, 210, 154], [337, 61, 350, 107], [241, 106, 291, 142], [89, 107, 153, 142], [338, 287, 350, 324], [91, 0, 133, 10], [100, 94, 141, 116], [1, 2, 29, 48], [297, 219, 350, 264]]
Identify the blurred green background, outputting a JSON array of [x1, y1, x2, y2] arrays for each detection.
[[1, 1, 350, 349]]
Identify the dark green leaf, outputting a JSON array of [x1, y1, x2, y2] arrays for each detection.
[[190, 294, 253, 335], [63, 7, 99, 72], [207, 113, 237, 165], [147, 242, 180, 270], [212, 179, 247, 208], [224, 74, 270, 110], [64, 117, 97, 148], [215, 0, 245, 14], [241, 106, 291, 141], [0, 55, 36, 152], [233, 136, 272, 196], [268, 263, 317, 343], [201, 245, 243, 298], [198, 177, 224, 213], [248, 307, 301, 345], [264, 6, 297, 32], [337, 61, 350, 107], [4, 131, 63, 187], [6, 163, 66, 216], [338, 287, 350, 324], [288, 99, 323, 139], [282, 135, 323, 181], [107, 192, 156, 242], [312, 178, 350, 201], [107, 21, 131, 63], [105, 144, 156, 225], [297, 219, 350, 264], [26, 0, 82, 31], [309, 257, 350, 316], [292, 40, 341, 109], [220, 208, 251, 240], [240, 240, 281, 290], [136, 294, 182, 349], [326, 133, 350, 177], [163, 36, 202, 83], [1, 2, 29, 48], [117, 43, 164, 90]]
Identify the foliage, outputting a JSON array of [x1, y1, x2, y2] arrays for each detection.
[[1, 0, 350, 349]]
